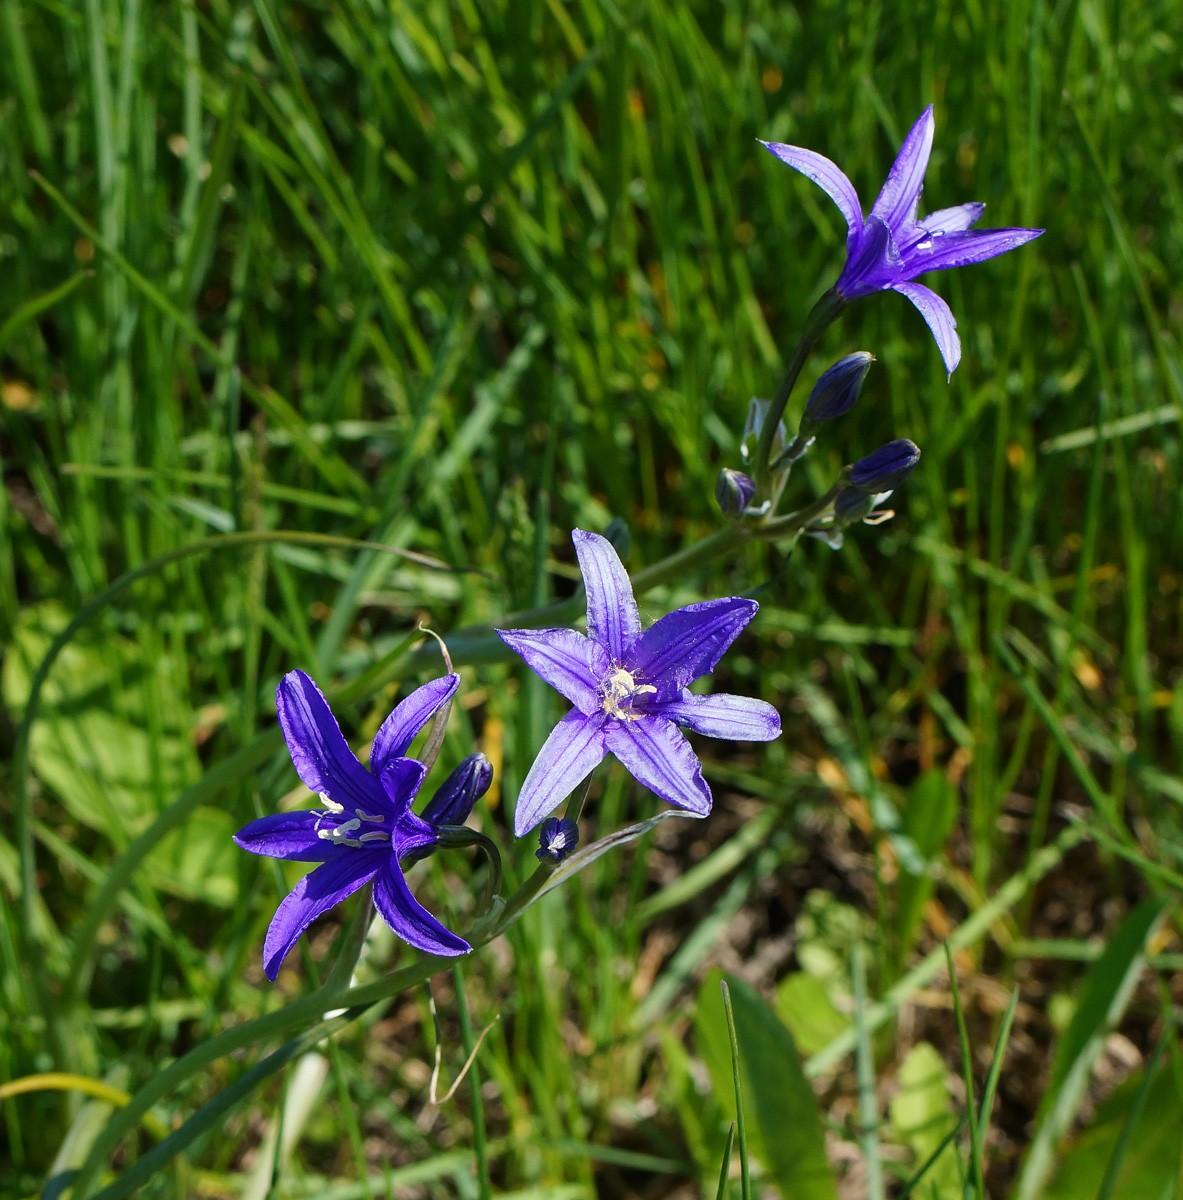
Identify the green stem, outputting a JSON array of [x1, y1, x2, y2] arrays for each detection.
[[69, 815, 638, 1198], [752, 288, 847, 490], [453, 962, 492, 1200], [437, 827, 504, 913], [759, 481, 846, 539]]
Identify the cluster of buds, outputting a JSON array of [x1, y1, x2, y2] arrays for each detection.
[[713, 104, 1040, 551]]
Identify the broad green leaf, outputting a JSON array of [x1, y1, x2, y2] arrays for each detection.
[[776, 972, 849, 1057], [1014, 897, 1169, 1200], [697, 969, 837, 1200], [888, 1042, 960, 1199], [1044, 1066, 1183, 1200], [2, 603, 234, 906]]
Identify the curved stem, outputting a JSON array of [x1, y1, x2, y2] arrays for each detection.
[[752, 288, 847, 491], [437, 827, 504, 912]]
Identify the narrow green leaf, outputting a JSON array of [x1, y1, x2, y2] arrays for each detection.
[[697, 971, 838, 1200]]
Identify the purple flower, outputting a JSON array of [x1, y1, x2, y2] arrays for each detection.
[[536, 817, 580, 863], [761, 106, 1043, 374], [235, 670, 478, 979], [497, 530, 781, 836]]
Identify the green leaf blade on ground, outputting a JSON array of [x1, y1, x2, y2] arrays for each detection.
[[697, 969, 837, 1200]]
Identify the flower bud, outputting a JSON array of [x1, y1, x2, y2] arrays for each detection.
[[832, 486, 878, 525], [804, 352, 874, 422], [715, 468, 756, 517], [536, 816, 580, 863], [848, 439, 921, 493], [420, 753, 493, 828]]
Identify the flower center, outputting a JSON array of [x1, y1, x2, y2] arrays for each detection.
[[601, 666, 657, 721], [315, 793, 390, 848]]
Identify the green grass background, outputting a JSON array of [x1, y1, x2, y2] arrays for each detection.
[[2, 0, 1183, 1195]]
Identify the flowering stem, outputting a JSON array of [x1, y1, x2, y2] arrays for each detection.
[[438, 827, 504, 913], [752, 288, 846, 492], [630, 526, 753, 593], [562, 768, 597, 826], [758, 481, 845, 538]]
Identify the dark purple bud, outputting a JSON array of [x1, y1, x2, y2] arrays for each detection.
[[536, 817, 579, 863], [420, 753, 493, 829], [715, 468, 756, 517], [848, 439, 921, 493], [804, 353, 874, 422]]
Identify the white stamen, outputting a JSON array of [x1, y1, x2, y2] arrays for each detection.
[[359, 831, 389, 844], [319, 792, 345, 813], [354, 809, 386, 823], [317, 817, 362, 847]]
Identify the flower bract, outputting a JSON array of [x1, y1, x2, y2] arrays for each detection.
[[234, 670, 480, 979], [761, 106, 1042, 375], [497, 530, 781, 836]]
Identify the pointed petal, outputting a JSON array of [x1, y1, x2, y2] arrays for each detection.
[[234, 811, 335, 862], [919, 202, 984, 235], [378, 757, 428, 817], [573, 530, 640, 661], [604, 715, 712, 816], [370, 674, 460, 775], [892, 281, 961, 376], [626, 597, 759, 698], [656, 692, 782, 742], [870, 105, 935, 231], [835, 215, 902, 299], [372, 858, 470, 956], [277, 670, 385, 812], [262, 852, 383, 979], [759, 141, 863, 247], [496, 627, 606, 713], [904, 226, 1044, 275], [514, 710, 607, 837]]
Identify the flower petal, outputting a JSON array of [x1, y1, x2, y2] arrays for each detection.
[[626, 597, 759, 698], [758, 141, 863, 249], [603, 714, 712, 816], [656, 692, 782, 742], [262, 851, 383, 979], [905, 226, 1044, 275], [514, 709, 608, 837], [496, 627, 606, 713], [891, 281, 961, 376], [835, 215, 901, 299], [372, 858, 470, 956], [870, 105, 935, 231], [573, 530, 641, 661], [919, 201, 984, 235], [370, 674, 460, 775], [276, 670, 385, 812], [234, 811, 336, 862], [378, 757, 428, 817]]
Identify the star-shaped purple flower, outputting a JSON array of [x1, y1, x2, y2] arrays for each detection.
[[761, 105, 1043, 374], [497, 530, 781, 837], [235, 670, 486, 979]]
